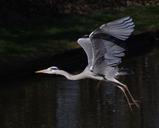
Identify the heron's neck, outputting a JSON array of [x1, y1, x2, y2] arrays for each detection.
[[56, 70, 86, 80]]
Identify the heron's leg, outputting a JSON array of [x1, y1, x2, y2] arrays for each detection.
[[116, 85, 133, 111], [113, 79, 140, 108]]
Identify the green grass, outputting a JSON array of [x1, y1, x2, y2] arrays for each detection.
[[0, 5, 159, 63]]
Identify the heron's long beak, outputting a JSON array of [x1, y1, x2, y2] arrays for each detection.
[[35, 69, 47, 74]]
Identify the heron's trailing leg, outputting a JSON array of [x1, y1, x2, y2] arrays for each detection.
[[113, 78, 140, 109], [116, 85, 133, 110]]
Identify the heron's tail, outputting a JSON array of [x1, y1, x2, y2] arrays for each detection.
[[117, 71, 129, 76], [117, 67, 134, 76]]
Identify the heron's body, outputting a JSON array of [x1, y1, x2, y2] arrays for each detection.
[[36, 17, 139, 110]]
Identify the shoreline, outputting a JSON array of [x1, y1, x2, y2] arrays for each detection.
[[0, 30, 158, 80]]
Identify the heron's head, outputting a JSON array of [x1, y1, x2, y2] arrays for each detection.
[[35, 66, 59, 74]]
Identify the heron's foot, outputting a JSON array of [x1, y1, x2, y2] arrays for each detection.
[[129, 100, 140, 109], [128, 103, 133, 111]]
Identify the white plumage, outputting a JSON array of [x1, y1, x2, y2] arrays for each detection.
[[36, 17, 139, 110]]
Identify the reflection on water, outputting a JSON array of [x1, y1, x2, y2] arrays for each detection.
[[0, 50, 159, 128]]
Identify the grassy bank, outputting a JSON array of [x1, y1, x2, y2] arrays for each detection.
[[0, 6, 159, 65]]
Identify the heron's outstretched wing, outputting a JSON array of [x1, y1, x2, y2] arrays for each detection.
[[77, 38, 93, 67], [89, 17, 134, 75], [99, 16, 134, 40]]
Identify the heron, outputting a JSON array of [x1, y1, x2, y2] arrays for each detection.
[[36, 17, 139, 110]]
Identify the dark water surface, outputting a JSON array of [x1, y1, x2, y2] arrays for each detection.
[[0, 50, 159, 128]]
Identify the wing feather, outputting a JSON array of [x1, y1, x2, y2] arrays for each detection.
[[77, 38, 93, 67], [99, 17, 134, 40], [77, 17, 135, 75], [89, 17, 134, 75]]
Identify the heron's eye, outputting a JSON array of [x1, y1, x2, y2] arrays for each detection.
[[50, 67, 58, 71]]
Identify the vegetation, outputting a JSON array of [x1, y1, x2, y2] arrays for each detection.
[[0, 5, 159, 65]]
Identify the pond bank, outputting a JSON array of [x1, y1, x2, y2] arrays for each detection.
[[0, 30, 158, 80]]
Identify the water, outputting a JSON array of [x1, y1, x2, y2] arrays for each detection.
[[0, 50, 159, 128]]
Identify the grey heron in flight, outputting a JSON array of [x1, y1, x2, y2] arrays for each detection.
[[36, 17, 139, 110]]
